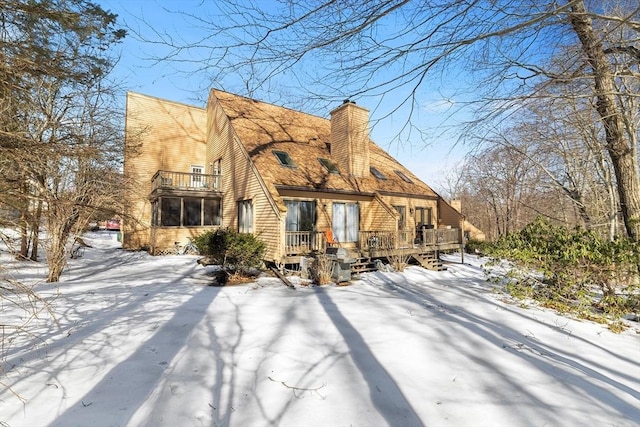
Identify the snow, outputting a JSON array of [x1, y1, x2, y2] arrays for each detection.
[[1, 232, 639, 427]]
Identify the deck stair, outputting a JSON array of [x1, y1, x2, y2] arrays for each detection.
[[411, 252, 447, 271], [350, 257, 378, 276]]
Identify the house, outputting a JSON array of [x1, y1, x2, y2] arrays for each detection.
[[123, 90, 472, 271]]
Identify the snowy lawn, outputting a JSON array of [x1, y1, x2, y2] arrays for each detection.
[[1, 232, 639, 427]]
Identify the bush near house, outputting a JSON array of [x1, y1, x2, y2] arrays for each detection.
[[465, 238, 489, 256], [484, 217, 639, 327], [193, 229, 266, 278]]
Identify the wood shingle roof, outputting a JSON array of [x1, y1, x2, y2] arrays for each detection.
[[212, 89, 438, 199]]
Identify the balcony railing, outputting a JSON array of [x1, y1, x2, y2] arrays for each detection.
[[284, 228, 463, 256], [151, 170, 221, 193]]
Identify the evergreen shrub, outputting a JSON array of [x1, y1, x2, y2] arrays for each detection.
[[485, 217, 639, 327], [193, 228, 266, 275]]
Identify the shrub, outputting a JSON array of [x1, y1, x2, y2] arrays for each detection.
[[485, 217, 639, 323], [309, 254, 333, 285], [465, 238, 489, 255], [193, 228, 266, 275]]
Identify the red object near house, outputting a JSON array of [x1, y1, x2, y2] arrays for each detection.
[[106, 219, 120, 231]]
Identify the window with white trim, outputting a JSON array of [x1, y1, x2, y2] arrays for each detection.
[[190, 165, 204, 188], [332, 202, 359, 243], [285, 200, 316, 232], [238, 200, 254, 233]]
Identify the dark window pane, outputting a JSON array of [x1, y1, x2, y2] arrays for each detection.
[[273, 150, 296, 167], [204, 199, 221, 225], [299, 201, 315, 231], [161, 198, 181, 226], [318, 158, 339, 174], [184, 198, 201, 226], [394, 170, 413, 183], [370, 166, 386, 180]]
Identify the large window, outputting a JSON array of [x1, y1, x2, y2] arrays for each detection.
[[238, 200, 253, 233], [161, 197, 181, 226], [152, 197, 221, 227], [203, 199, 221, 225], [415, 207, 432, 228], [285, 200, 316, 231], [332, 202, 359, 243]]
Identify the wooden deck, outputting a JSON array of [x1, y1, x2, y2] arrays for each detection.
[[284, 228, 464, 271]]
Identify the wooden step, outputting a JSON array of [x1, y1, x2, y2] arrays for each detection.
[[350, 257, 378, 275], [411, 253, 447, 271]]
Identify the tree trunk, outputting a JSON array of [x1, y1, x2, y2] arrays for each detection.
[[19, 209, 28, 259], [569, 1, 640, 241], [30, 199, 43, 261], [47, 230, 67, 283]]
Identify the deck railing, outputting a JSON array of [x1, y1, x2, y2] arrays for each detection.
[[285, 231, 326, 254], [285, 228, 462, 256], [151, 170, 221, 192], [416, 227, 462, 247], [358, 230, 414, 250]]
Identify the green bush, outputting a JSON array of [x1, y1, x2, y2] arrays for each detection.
[[193, 228, 266, 274], [465, 238, 489, 255], [485, 217, 639, 323]]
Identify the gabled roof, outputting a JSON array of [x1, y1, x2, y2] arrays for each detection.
[[212, 89, 438, 199]]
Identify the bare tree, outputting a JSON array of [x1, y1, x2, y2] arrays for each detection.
[[153, 0, 640, 240], [0, 0, 126, 282], [463, 143, 551, 239]]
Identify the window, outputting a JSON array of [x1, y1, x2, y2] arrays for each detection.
[[415, 207, 433, 228], [191, 165, 204, 188], [370, 166, 386, 180], [332, 202, 359, 243], [161, 197, 181, 226], [204, 199, 221, 226], [394, 170, 413, 183], [212, 159, 222, 189], [273, 150, 296, 167], [318, 158, 339, 174], [184, 198, 202, 226], [152, 197, 221, 227], [285, 200, 316, 231], [393, 205, 406, 230], [238, 200, 253, 233]]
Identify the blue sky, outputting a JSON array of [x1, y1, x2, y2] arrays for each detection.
[[100, 0, 469, 192]]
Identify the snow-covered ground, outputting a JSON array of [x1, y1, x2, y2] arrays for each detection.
[[1, 232, 638, 427]]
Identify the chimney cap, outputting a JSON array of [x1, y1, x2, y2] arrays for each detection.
[[342, 99, 356, 105]]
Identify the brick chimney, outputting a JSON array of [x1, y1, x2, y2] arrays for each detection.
[[329, 100, 370, 178]]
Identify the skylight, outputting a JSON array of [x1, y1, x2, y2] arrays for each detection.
[[273, 150, 296, 167], [370, 166, 386, 180], [394, 170, 413, 183], [318, 158, 340, 174]]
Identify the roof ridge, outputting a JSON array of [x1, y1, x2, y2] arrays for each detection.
[[211, 88, 328, 122]]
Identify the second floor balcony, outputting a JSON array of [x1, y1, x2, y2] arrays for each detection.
[[151, 170, 222, 196]]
